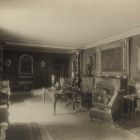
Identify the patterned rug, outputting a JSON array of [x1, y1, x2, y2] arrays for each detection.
[[6, 121, 138, 140], [5, 98, 139, 140]]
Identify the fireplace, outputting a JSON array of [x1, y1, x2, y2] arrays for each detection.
[[89, 76, 127, 123]]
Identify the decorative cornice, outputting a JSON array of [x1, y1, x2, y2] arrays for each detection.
[[84, 24, 140, 49], [4, 40, 76, 50], [2, 24, 140, 51], [3, 40, 76, 54]]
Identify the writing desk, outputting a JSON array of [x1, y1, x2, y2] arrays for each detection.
[[53, 90, 76, 115]]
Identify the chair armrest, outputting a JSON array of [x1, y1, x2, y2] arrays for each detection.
[[118, 89, 126, 96], [118, 89, 125, 93], [92, 89, 106, 93], [93, 102, 111, 109]]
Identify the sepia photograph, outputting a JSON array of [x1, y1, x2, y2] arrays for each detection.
[[0, 0, 140, 140]]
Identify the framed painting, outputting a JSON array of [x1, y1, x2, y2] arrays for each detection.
[[97, 39, 129, 78]]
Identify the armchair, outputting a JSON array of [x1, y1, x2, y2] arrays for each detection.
[[0, 81, 10, 108], [89, 77, 127, 124]]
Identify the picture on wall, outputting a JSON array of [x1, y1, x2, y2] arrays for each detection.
[[101, 47, 123, 72], [97, 39, 129, 77]]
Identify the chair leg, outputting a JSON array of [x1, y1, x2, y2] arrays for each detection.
[[7, 100, 10, 109], [89, 111, 92, 121], [134, 109, 140, 119], [134, 110, 136, 120]]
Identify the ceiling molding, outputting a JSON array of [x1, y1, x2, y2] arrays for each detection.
[[4, 40, 76, 50], [4, 47, 74, 54], [2, 41, 76, 54], [2, 24, 140, 52], [84, 24, 140, 49]]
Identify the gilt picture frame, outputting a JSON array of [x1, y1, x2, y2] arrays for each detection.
[[97, 39, 129, 78]]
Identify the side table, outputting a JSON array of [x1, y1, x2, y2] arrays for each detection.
[[122, 94, 137, 120]]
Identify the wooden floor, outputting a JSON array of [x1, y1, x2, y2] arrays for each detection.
[[1, 96, 139, 140]]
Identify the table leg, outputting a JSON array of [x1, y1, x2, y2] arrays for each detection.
[[54, 96, 57, 116], [43, 92, 46, 104], [132, 99, 134, 120], [72, 94, 75, 110], [79, 95, 82, 108], [122, 97, 123, 114], [7, 100, 10, 109]]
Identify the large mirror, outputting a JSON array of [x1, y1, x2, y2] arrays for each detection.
[[19, 54, 33, 77], [85, 53, 96, 76]]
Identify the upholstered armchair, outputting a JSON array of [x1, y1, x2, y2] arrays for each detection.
[[0, 81, 10, 108], [89, 77, 127, 123]]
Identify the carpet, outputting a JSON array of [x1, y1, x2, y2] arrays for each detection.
[[6, 98, 139, 140]]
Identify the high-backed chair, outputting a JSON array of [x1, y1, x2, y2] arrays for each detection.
[[0, 81, 10, 108], [89, 76, 127, 124]]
